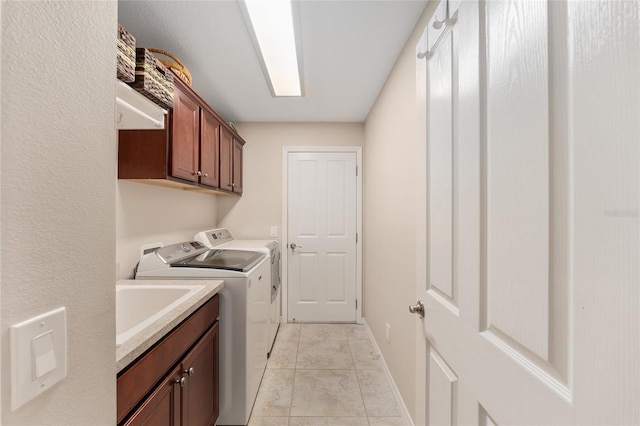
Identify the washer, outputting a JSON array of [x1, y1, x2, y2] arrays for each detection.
[[135, 240, 269, 426], [195, 228, 281, 356]]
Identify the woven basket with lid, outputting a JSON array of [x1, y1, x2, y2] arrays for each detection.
[[148, 48, 192, 86], [117, 24, 136, 82]]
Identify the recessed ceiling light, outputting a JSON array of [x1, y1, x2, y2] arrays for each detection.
[[242, 0, 303, 97]]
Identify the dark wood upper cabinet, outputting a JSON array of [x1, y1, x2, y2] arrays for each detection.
[[200, 109, 220, 189], [219, 127, 244, 194], [232, 137, 244, 194], [170, 85, 200, 183], [118, 70, 244, 195], [219, 127, 233, 192]]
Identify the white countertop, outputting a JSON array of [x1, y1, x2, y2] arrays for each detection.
[[116, 279, 224, 372]]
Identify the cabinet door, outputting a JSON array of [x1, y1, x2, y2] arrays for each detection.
[[181, 323, 219, 426], [200, 110, 220, 188], [232, 139, 243, 194], [212, 321, 219, 423], [170, 84, 200, 183], [219, 127, 234, 191], [123, 365, 181, 426]]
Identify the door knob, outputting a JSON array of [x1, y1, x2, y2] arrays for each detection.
[[290, 243, 303, 250], [409, 300, 425, 318], [432, 17, 446, 29]]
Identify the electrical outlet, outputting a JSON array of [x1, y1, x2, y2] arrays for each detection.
[[385, 323, 391, 343]]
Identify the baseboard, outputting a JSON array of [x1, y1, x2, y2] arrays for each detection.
[[362, 318, 414, 426]]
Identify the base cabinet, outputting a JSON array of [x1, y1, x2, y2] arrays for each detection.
[[123, 365, 182, 426], [181, 324, 219, 426], [118, 295, 220, 426]]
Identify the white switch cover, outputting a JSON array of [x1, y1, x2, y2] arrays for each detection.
[[270, 226, 278, 237], [32, 331, 56, 378], [10, 307, 67, 411]]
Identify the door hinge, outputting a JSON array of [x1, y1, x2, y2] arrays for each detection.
[[356, 166, 358, 176], [356, 299, 358, 309], [356, 233, 358, 243]]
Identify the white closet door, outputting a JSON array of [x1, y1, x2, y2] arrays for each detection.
[[287, 152, 358, 322], [415, 0, 639, 424]]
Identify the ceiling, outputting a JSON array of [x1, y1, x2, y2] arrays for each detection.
[[118, 0, 427, 123]]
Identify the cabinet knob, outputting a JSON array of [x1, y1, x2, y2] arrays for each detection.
[[176, 377, 187, 387], [204, 173, 208, 178], [196, 171, 202, 177], [185, 367, 195, 376]]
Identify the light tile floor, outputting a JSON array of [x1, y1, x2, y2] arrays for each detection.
[[248, 323, 407, 426]]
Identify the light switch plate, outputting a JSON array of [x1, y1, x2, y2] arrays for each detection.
[[270, 226, 278, 237], [10, 307, 67, 411]]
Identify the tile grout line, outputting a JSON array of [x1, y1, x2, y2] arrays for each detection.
[[252, 323, 405, 425], [353, 326, 373, 426], [287, 324, 301, 423]]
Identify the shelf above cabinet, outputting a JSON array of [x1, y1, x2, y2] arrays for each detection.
[[116, 80, 167, 130]]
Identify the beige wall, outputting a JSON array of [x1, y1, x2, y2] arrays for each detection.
[[217, 122, 364, 242], [363, 2, 436, 422], [1, 1, 116, 423], [116, 181, 218, 279], [0, 1, 436, 423]]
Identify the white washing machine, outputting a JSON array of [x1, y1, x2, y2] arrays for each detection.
[[135, 240, 269, 426], [195, 228, 281, 356]]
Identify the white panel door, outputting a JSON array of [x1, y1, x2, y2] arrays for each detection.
[[415, 0, 639, 424], [287, 152, 357, 322]]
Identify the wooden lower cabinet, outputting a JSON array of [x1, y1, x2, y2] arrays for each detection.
[[181, 324, 219, 426], [118, 295, 219, 426], [123, 365, 182, 426]]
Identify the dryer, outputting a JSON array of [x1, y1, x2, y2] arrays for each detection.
[[195, 228, 281, 356], [135, 240, 268, 426]]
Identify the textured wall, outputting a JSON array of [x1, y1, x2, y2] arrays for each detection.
[[363, 2, 436, 422], [116, 181, 218, 279], [1, 1, 117, 423]]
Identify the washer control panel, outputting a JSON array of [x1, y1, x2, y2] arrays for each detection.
[[195, 228, 235, 248], [155, 241, 207, 264]]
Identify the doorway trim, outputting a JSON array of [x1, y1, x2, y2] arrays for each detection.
[[282, 146, 363, 324]]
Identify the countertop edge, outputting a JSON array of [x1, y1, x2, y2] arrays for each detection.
[[116, 279, 224, 372]]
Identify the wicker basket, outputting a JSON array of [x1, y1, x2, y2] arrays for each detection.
[[148, 48, 192, 86], [130, 48, 174, 109], [116, 24, 136, 83]]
